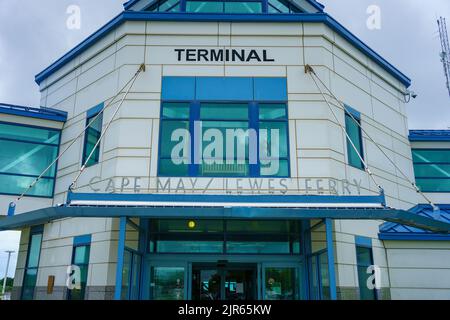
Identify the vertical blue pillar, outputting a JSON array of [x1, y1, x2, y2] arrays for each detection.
[[114, 217, 127, 300], [325, 218, 337, 300]]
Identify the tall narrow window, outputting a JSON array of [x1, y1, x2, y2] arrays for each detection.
[[82, 112, 103, 167], [21, 226, 43, 300], [356, 244, 377, 300], [345, 108, 364, 169], [67, 237, 91, 300]]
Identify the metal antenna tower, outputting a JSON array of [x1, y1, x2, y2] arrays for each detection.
[[438, 17, 450, 97]]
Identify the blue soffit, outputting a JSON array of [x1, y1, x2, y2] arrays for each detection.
[[35, 10, 411, 88], [409, 130, 450, 142], [0, 103, 68, 122], [379, 204, 450, 240]]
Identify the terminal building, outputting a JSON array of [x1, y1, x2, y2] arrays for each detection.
[[1, 0, 450, 300]]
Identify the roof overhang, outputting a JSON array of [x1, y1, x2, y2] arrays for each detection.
[[0, 103, 68, 122], [35, 11, 411, 88], [2, 193, 449, 233]]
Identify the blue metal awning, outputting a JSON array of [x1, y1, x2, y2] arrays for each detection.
[[2, 193, 450, 233], [379, 204, 450, 240]]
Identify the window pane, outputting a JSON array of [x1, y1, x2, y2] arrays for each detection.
[[202, 120, 249, 159], [186, 1, 223, 13], [23, 268, 38, 287], [27, 234, 43, 268], [268, 0, 289, 13], [152, 219, 224, 233], [416, 178, 450, 192], [83, 114, 102, 166], [121, 250, 132, 300], [0, 123, 60, 145], [414, 164, 450, 178], [319, 252, 330, 300], [200, 103, 248, 120], [158, 0, 180, 11], [131, 255, 142, 300], [74, 245, 90, 265], [356, 246, 376, 300], [345, 113, 364, 169], [259, 121, 288, 158], [227, 241, 290, 254], [227, 220, 291, 233], [21, 269, 38, 300], [162, 102, 190, 119], [151, 267, 185, 300], [0, 140, 58, 176], [356, 246, 372, 266], [157, 240, 224, 253], [259, 104, 287, 120], [0, 174, 54, 197], [160, 120, 190, 158], [412, 149, 450, 163], [158, 159, 189, 176], [265, 268, 296, 300], [224, 2, 262, 13]]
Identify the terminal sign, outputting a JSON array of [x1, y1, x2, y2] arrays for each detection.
[[175, 48, 275, 63]]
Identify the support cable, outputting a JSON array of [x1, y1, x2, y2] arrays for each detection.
[[304, 65, 384, 194], [16, 64, 145, 201], [69, 63, 146, 191], [305, 65, 439, 211]]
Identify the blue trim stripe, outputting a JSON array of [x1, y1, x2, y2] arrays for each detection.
[[379, 233, 450, 241], [68, 192, 386, 205], [409, 130, 450, 142], [35, 11, 411, 88], [0, 103, 67, 122], [355, 235, 372, 247], [74, 234, 92, 246]]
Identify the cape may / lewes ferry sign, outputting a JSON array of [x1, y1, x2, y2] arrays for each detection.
[[174, 48, 275, 63]]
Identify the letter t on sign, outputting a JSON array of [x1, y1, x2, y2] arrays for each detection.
[[174, 49, 185, 61]]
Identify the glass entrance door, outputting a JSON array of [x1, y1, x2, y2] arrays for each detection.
[[192, 264, 257, 300]]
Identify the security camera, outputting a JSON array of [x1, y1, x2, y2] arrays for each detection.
[[403, 90, 418, 103]]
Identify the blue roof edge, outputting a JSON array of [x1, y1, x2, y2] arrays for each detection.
[[409, 130, 450, 142], [0, 103, 68, 122], [34, 11, 411, 88]]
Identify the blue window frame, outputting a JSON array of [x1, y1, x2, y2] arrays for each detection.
[[344, 106, 364, 170], [412, 149, 450, 192], [309, 250, 329, 300], [159, 77, 290, 178], [67, 235, 91, 300], [21, 225, 44, 300], [82, 105, 103, 167], [355, 237, 377, 300], [0, 122, 61, 198]]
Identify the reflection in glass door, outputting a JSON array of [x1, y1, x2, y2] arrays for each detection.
[[191, 264, 257, 300], [151, 267, 185, 300], [263, 267, 297, 300]]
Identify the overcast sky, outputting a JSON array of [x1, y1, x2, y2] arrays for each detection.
[[0, 0, 449, 278]]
